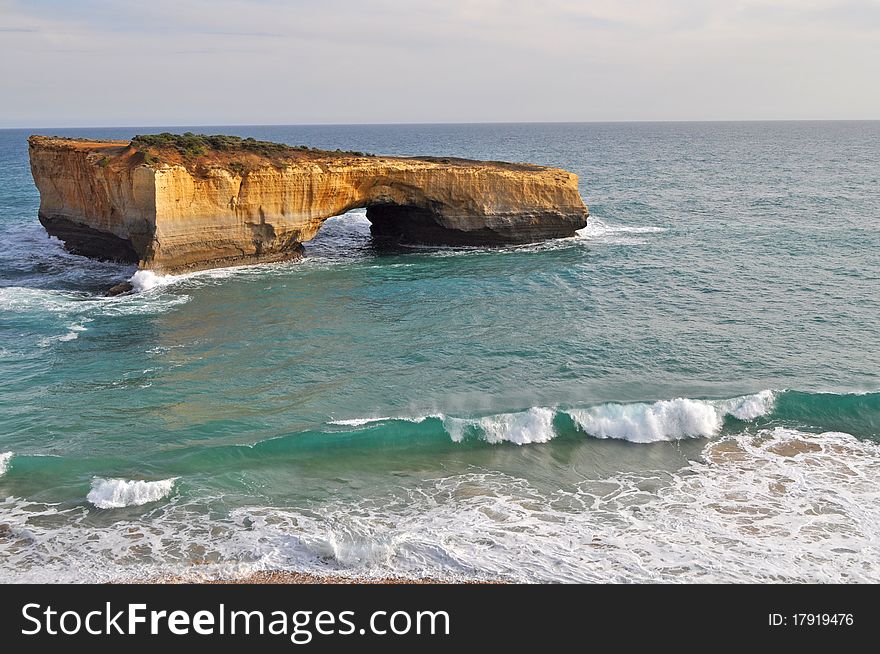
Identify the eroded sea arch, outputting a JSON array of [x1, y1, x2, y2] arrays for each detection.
[[29, 135, 589, 273]]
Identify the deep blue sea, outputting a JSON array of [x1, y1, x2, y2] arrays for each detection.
[[1, 122, 879, 582]]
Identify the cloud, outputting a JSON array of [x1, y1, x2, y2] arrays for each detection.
[[0, 0, 877, 126]]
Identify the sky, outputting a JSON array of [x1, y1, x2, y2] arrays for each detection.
[[1, 0, 878, 127]]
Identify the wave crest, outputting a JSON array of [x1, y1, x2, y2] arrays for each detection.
[[327, 392, 777, 446], [0, 452, 12, 477], [717, 389, 776, 420], [328, 416, 394, 426], [566, 391, 775, 443], [87, 478, 177, 509], [443, 407, 556, 445]]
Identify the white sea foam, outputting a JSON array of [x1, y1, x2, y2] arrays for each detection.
[[130, 266, 234, 293], [10, 428, 880, 583], [129, 269, 172, 293], [443, 407, 556, 445], [192, 428, 880, 583], [3, 428, 880, 583], [328, 417, 394, 426], [0, 452, 12, 476], [717, 389, 776, 420], [0, 284, 189, 323], [577, 218, 668, 241], [87, 478, 177, 509], [58, 324, 87, 341], [37, 322, 89, 347], [567, 398, 720, 442], [127, 256, 310, 294], [0, 286, 87, 314], [329, 408, 557, 444], [328, 413, 439, 428], [1, 284, 189, 356], [566, 391, 775, 443], [328, 392, 774, 445]]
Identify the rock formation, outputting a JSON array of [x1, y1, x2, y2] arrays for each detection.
[[28, 134, 589, 273]]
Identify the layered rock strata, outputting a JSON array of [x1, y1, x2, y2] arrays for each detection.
[[29, 135, 589, 272]]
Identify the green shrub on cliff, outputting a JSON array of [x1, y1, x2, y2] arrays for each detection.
[[131, 133, 374, 158], [228, 161, 247, 176]]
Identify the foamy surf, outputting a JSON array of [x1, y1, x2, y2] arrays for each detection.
[[126, 254, 313, 294], [0, 286, 92, 314], [327, 391, 775, 445], [566, 391, 775, 443], [87, 477, 178, 509], [129, 269, 173, 293], [716, 389, 776, 420], [5, 427, 880, 583], [193, 428, 880, 583], [328, 413, 440, 428], [0, 283, 189, 328], [37, 322, 88, 347], [443, 407, 556, 445], [0, 452, 12, 477], [328, 417, 394, 426], [577, 218, 668, 241], [326, 409, 558, 444]]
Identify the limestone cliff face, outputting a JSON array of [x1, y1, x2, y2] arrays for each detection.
[[29, 136, 589, 272], [28, 138, 157, 262]]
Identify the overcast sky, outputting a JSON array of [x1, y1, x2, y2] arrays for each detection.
[[1, 0, 878, 127]]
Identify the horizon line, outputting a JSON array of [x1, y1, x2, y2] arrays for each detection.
[[2, 118, 879, 131]]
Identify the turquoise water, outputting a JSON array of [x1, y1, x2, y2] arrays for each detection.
[[1, 122, 879, 582]]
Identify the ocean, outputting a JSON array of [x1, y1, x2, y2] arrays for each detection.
[[1, 121, 879, 583]]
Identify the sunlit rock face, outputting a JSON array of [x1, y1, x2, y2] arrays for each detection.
[[29, 135, 589, 272]]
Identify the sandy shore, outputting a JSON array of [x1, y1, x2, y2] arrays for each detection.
[[157, 571, 458, 585]]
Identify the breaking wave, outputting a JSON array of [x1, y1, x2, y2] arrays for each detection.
[[4, 427, 880, 583], [328, 416, 394, 427], [319, 389, 880, 445], [128, 269, 169, 293], [327, 391, 778, 445], [442, 407, 556, 444], [566, 390, 776, 443], [0, 452, 11, 477], [87, 478, 178, 509]]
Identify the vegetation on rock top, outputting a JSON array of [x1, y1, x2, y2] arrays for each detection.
[[131, 132, 373, 159]]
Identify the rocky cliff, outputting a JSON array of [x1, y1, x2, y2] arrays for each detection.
[[29, 134, 589, 272]]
